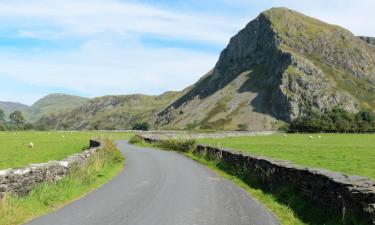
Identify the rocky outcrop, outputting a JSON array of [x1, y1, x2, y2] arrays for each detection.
[[0, 139, 101, 198], [156, 8, 375, 130]]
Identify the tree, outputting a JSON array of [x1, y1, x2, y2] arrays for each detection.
[[132, 122, 150, 131], [9, 111, 25, 127], [0, 109, 4, 123]]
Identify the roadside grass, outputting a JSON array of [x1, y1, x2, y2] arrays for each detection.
[[186, 153, 367, 225], [0, 131, 132, 169], [0, 139, 124, 225], [129, 137, 303, 224], [198, 133, 375, 180], [130, 136, 369, 225]]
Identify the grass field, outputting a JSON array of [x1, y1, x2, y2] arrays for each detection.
[[0, 139, 124, 225], [0, 131, 133, 169], [198, 133, 375, 180]]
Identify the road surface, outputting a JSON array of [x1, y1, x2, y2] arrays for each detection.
[[26, 141, 278, 225]]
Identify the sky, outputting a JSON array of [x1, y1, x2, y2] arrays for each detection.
[[0, 0, 374, 105]]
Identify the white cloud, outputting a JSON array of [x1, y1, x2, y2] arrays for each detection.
[[0, 0, 374, 105], [0, 38, 217, 100], [0, 0, 244, 44]]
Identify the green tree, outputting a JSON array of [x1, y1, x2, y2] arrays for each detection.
[[132, 122, 150, 131], [9, 111, 25, 127], [0, 109, 4, 123]]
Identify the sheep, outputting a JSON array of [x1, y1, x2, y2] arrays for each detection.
[[308, 135, 313, 139], [318, 135, 322, 139], [28, 142, 34, 148]]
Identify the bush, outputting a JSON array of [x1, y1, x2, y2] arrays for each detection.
[[155, 139, 196, 152], [128, 135, 144, 144], [237, 124, 248, 131], [289, 108, 375, 133], [132, 122, 150, 131]]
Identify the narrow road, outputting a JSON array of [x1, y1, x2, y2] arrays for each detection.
[[26, 141, 278, 225]]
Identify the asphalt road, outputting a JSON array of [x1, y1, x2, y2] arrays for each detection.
[[26, 141, 278, 225]]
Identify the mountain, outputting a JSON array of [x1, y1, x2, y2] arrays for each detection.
[[155, 7, 375, 130], [26, 94, 90, 122], [0, 101, 29, 119], [37, 8, 375, 131], [38, 92, 182, 130]]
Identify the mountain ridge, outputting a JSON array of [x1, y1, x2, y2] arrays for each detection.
[[155, 7, 375, 130], [17, 7, 375, 130]]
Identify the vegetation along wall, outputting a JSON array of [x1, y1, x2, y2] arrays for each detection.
[[0, 140, 101, 198], [141, 135, 375, 223]]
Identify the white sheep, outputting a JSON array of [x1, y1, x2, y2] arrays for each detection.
[[318, 135, 322, 139], [28, 142, 34, 148], [308, 135, 313, 139]]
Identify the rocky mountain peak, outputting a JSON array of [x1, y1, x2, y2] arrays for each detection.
[[156, 7, 375, 130]]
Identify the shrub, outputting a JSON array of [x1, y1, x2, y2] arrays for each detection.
[[155, 139, 196, 152], [289, 108, 375, 133], [132, 122, 150, 131], [237, 124, 248, 131], [128, 135, 144, 144]]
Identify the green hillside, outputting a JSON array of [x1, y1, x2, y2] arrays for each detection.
[[39, 91, 182, 130], [26, 93, 89, 122], [0, 102, 29, 119]]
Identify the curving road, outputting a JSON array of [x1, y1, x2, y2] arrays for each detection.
[[26, 141, 278, 225]]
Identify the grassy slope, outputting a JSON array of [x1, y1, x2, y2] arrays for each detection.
[[26, 94, 90, 122], [0, 140, 124, 225], [0, 131, 133, 169], [198, 133, 375, 180], [0, 102, 29, 118]]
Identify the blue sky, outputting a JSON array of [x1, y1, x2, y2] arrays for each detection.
[[0, 0, 374, 105]]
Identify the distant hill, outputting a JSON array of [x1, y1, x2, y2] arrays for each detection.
[[25, 94, 90, 122], [0, 101, 29, 119], [155, 7, 375, 130], [38, 92, 181, 130]]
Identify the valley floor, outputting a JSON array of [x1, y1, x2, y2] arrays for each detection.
[[0, 131, 133, 169], [198, 133, 375, 180]]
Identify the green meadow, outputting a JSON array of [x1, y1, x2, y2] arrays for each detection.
[[198, 133, 375, 180], [0, 131, 133, 169]]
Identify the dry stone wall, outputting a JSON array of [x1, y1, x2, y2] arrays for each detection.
[[0, 139, 101, 198], [138, 130, 274, 140], [141, 135, 375, 224]]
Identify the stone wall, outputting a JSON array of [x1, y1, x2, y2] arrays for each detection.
[[141, 135, 375, 223], [138, 130, 274, 140], [0, 139, 101, 198]]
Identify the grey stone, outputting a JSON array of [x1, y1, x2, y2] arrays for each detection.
[[0, 139, 101, 198]]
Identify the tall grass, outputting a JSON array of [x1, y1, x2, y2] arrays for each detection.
[[0, 139, 124, 225], [129, 135, 196, 152]]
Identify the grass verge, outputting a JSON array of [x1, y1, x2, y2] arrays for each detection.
[[0, 139, 124, 225]]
